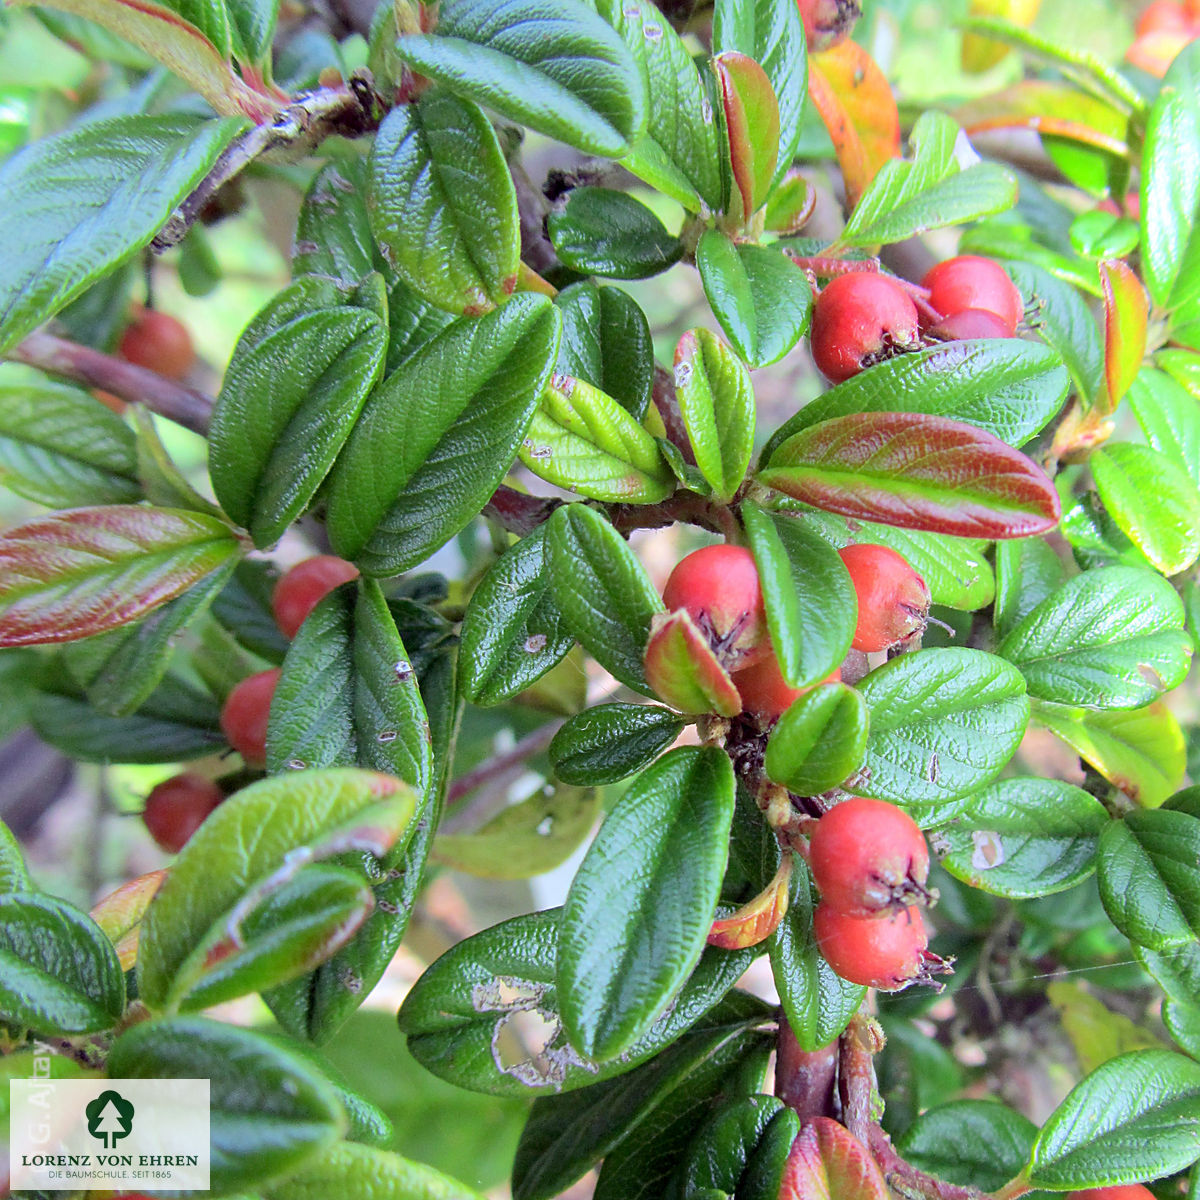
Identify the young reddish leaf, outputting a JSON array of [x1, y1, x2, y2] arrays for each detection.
[[1101, 259, 1149, 411], [780, 1117, 889, 1200], [709, 854, 792, 949], [644, 610, 743, 717], [807, 41, 900, 209], [90, 869, 167, 971], [760, 412, 1061, 539], [713, 51, 780, 221], [0, 506, 242, 647]]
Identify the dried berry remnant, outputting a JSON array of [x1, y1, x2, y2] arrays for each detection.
[[219, 667, 282, 769], [797, 0, 862, 51], [142, 772, 224, 853], [272, 554, 360, 639], [118, 306, 196, 380], [814, 902, 951, 990], [809, 273, 920, 382], [838, 543, 931, 653], [922, 255, 1024, 335]]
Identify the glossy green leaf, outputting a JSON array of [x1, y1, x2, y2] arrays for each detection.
[[546, 503, 664, 693], [393, 0, 645, 157], [713, 51, 779, 219], [761, 411, 1061, 539], [765, 683, 869, 796], [1030, 1050, 1200, 1187], [1098, 809, 1200, 950], [0, 506, 241, 647], [1101, 259, 1149, 409], [996, 566, 1191, 709], [1137, 941, 1200, 1007], [679, 1095, 797, 1199], [695, 233, 812, 368], [0, 373, 138, 507], [742, 502, 855, 689], [857, 648, 1030, 821], [555, 281, 653, 419], [558, 746, 735, 1060], [1061, 491, 1155, 573], [0, 892, 125, 1034], [109, 1016, 347, 1194], [549, 187, 683, 280], [519, 372, 673, 503], [549, 702, 683, 785], [212, 559, 291, 664], [644, 610, 742, 717], [0, 820, 30, 893], [1128, 367, 1200, 484], [760, 338, 1067, 460], [264, 1141, 482, 1200], [293, 157, 377, 286], [326, 294, 560, 575], [131, 405, 224, 518], [1071, 211, 1139, 260], [398, 906, 760, 1095], [0, 114, 244, 354], [899, 1101, 1036, 1193], [1092, 442, 1200, 575], [939, 778, 1108, 898], [369, 93, 519, 315], [993, 536, 1068, 640], [866, 524, 995, 612]]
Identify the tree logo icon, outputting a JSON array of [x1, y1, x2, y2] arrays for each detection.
[[85, 1090, 135, 1149]]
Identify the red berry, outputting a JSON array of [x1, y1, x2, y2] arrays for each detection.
[[809, 796, 931, 915], [814, 903, 946, 990], [1070, 1188, 1158, 1200], [809, 273, 920, 383], [272, 555, 360, 639], [142, 773, 224, 853], [928, 307, 1015, 342], [219, 668, 282, 769], [921, 256, 1024, 335], [838, 544, 931, 653], [733, 654, 840, 721], [796, 0, 861, 51], [118, 307, 196, 380], [662, 545, 768, 669], [1136, 0, 1190, 36]]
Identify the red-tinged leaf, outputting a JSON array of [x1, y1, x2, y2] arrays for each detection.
[[807, 42, 900, 209], [1126, 29, 1193, 78], [780, 1117, 889, 1200], [644, 610, 743, 717], [90, 869, 167, 971], [709, 854, 792, 949], [0, 506, 242, 647], [1101, 258, 1149, 411], [759, 412, 1061, 539], [714, 51, 780, 221]]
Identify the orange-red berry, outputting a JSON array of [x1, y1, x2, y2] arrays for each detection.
[[219, 668, 281, 769], [662, 544, 768, 669], [810, 273, 920, 383], [814, 903, 944, 990], [272, 555, 360, 639], [142, 773, 224, 853], [839, 544, 931, 653], [796, 0, 861, 50], [118, 307, 195, 381], [922, 256, 1024, 335], [1069, 1188, 1158, 1200], [1135, 0, 1191, 36], [928, 307, 1015, 342], [733, 654, 840, 721]]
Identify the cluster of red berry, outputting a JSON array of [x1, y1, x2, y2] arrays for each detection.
[[140, 555, 357, 853], [809, 255, 1024, 383]]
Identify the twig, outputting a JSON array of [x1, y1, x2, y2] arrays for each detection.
[[775, 1019, 838, 1121], [444, 720, 564, 807], [838, 1014, 885, 1148], [869, 1125, 985, 1200], [482, 486, 562, 537]]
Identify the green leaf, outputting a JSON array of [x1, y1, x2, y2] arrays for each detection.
[[1098, 809, 1200, 950], [743, 503, 855, 689], [519, 372, 673, 503], [293, 157, 377, 286], [555, 281, 653, 419], [1030, 1050, 1200, 1187], [0, 820, 30, 893], [109, 1015, 347, 1194], [393, 0, 645, 157], [996, 566, 1191, 709], [549, 187, 683, 280], [226, 0, 277, 67], [899, 1101, 1036, 1193], [836, 113, 1018, 249], [1128, 367, 1200, 484], [938, 778, 1108, 898], [546, 503, 665, 693], [264, 1140, 483, 1200], [760, 338, 1068, 461], [1137, 941, 1200, 1007], [993, 536, 1068, 640], [131, 405, 224, 517], [212, 559, 291, 664], [0, 373, 138, 507], [644, 610, 743, 716], [138, 768, 417, 1012], [326, 294, 560, 575], [1092, 443, 1200, 575], [549, 702, 684, 785], [673, 327, 755, 501], [459, 526, 575, 707], [209, 277, 388, 546], [1061, 491, 1155, 572], [695, 233, 812, 369], [0, 114, 245, 354], [1047, 979, 1164, 1074], [857, 648, 1030, 822], [596, 0, 723, 209], [398, 907, 762, 1095], [679, 1095, 797, 1198], [368, 93, 519, 315], [761, 412, 1061, 539], [764, 683, 869, 796], [558, 745, 735, 1060], [0, 892, 125, 1034], [0, 506, 241, 647]]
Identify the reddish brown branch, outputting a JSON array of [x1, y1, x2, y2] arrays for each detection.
[[775, 1019, 838, 1121], [444, 720, 563, 808], [869, 1124, 985, 1200]]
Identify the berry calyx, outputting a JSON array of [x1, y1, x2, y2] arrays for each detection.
[[809, 273, 920, 383], [662, 544, 768, 669], [272, 555, 360, 639], [118, 306, 196, 381], [733, 653, 840, 721], [921, 255, 1024, 335], [219, 667, 282, 769], [1069, 1188, 1157, 1200], [814, 902, 950, 990], [142, 773, 224, 853], [928, 307, 1015, 342], [797, 0, 862, 51], [809, 796, 931, 915], [839, 543, 931, 653]]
